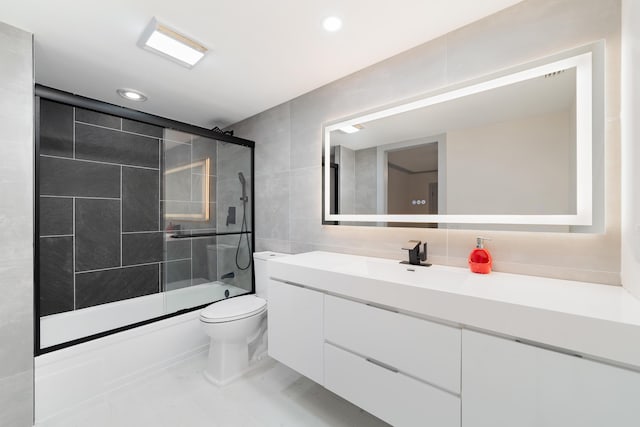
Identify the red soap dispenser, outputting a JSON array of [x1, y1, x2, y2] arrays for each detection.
[[469, 237, 492, 274]]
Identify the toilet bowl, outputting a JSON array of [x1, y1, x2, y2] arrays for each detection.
[[200, 251, 287, 386], [200, 295, 267, 385]]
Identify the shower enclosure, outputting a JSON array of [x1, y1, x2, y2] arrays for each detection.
[[35, 86, 255, 353]]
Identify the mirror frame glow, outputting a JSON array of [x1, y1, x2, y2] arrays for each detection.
[[165, 158, 211, 221], [323, 52, 593, 225]]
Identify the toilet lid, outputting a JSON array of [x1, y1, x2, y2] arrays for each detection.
[[200, 295, 267, 323]]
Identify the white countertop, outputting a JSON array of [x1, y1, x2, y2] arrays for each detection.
[[269, 251, 640, 368]]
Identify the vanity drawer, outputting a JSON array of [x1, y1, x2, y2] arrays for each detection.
[[324, 294, 461, 393], [324, 343, 460, 427]]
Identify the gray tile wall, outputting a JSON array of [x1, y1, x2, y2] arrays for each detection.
[[38, 100, 164, 316], [0, 21, 34, 427], [231, 0, 622, 285]]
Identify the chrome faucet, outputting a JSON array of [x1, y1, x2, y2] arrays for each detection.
[[401, 240, 431, 267]]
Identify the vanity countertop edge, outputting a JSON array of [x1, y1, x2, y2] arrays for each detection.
[[268, 251, 640, 369]]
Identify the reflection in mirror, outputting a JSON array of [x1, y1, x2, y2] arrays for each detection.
[[165, 158, 211, 221], [324, 52, 594, 228], [387, 143, 439, 215]]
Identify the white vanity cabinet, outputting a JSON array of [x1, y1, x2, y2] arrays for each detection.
[[324, 295, 461, 427], [268, 279, 640, 427], [267, 278, 461, 427], [267, 279, 324, 385], [266, 252, 640, 427], [462, 330, 640, 427]]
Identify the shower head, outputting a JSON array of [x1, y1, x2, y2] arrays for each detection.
[[238, 172, 247, 202]]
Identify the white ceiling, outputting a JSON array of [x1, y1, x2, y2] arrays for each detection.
[[2, 0, 523, 129]]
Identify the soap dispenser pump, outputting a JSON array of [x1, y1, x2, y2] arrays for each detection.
[[469, 237, 492, 274]]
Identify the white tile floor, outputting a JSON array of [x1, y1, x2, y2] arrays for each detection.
[[36, 353, 390, 427]]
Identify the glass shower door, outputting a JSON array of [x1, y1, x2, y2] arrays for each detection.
[[162, 131, 253, 313], [35, 89, 255, 352]]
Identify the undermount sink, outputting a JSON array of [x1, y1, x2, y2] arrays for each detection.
[[272, 251, 467, 292]]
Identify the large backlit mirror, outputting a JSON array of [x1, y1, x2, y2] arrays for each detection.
[[323, 49, 603, 231]]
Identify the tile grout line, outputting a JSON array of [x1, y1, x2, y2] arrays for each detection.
[[73, 197, 76, 310], [162, 199, 208, 203], [190, 227, 193, 287], [72, 107, 76, 159], [190, 134, 194, 288], [41, 194, 120, 201], [120, 165, 123, 267], [76, 261, 164, 275], [73, 108, 77, 310], [158, 138, 162, 235], [158, 135, 162, 294], [122, 230, 164, 235], [40, 195, 73, 199], [75, 119, 159, 141], [190, 135, 194, 210], [163, 128, 169, 312], [40, 154, 160, 171], [164, 257, 192, 264]]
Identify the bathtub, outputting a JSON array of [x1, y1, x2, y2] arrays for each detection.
[[40, 281, 248, 349]]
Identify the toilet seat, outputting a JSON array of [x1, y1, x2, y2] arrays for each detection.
[[200, 295, 267, 323]]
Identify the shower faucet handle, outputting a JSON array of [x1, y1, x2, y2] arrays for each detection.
[[226, 206, 236, 226]]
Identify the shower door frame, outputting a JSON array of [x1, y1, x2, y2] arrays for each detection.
[[34, 85, 256, 355]]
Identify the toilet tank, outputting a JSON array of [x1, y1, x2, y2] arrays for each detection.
[[252, 252, 288, 299]]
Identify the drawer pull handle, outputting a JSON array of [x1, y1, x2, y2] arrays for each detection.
[[366, 358, 399, 373], [270, 278, 306, 288], [365, 303, 399, 314], [278, 280, 305, 289]]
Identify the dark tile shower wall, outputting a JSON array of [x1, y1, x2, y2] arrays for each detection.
[[39, 99, 163, 316], [38, 100, 229, 317]]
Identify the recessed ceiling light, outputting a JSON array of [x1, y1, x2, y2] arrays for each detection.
[[138, 17, 208, 68], [323, 16, 343, 32], [117, 88, 147, 102]]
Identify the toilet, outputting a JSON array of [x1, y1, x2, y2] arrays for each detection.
[[200, 251, 287, 386]]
